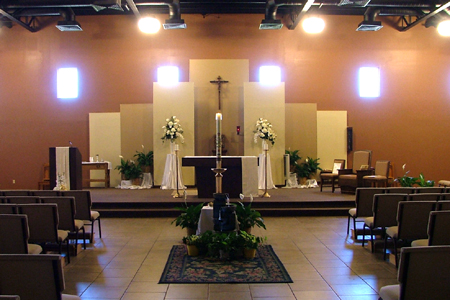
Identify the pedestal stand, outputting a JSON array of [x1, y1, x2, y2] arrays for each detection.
[[261, 146, 271, 198], [173, 147, 181, 198]]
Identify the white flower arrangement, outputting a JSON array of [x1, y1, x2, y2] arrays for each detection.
[[253, 117, 277, 145], [161, 116, 184, 143]]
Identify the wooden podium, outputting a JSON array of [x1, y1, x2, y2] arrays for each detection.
[[49, 147, 82, 190]]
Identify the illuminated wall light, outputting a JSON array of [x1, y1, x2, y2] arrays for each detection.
[[302, 17, 325, 34], [138, 16, 161, 34], [157, 66, 179, 85], [437, 20, 450, 36], [57, 67, 79, 99], [359, 67, 380, 98], [259, 66, 281, 85]]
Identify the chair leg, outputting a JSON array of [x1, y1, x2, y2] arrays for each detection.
[[353, 218, 357, 237], [347, 215, 351, 235], [369, 228, 375, 253], [82, 227, 86, 249], [393, 238, 398, 268], [362, 225, 366, 247], [97, 217, 102, 238], [383, 235, 388, 261]]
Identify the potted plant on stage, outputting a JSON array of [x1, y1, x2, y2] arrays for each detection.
[[182, 234, 200, 256], [134, 145, 153, 174], [296, 157, 322, 186], [172, 202, 204, 236], [240, 230, 266, 259], [115, 156, 143, 185]]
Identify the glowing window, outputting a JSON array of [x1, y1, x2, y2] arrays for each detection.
[[57, 68, 79, 99], [157, 66, 179, 85], [259, 66, 281, 85], [359, 67, 380, 98]]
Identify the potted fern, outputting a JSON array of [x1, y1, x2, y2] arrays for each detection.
[[134, 146, 153, 173], [234, 201, 266, 234], [172, 202, 204, 236]]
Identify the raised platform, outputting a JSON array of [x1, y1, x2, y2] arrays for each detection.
[[89, 187, 355, 218]]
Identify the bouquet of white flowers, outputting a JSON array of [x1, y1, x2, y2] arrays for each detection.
[[161, 116, 184, 143], [253, 117, 277, 145]]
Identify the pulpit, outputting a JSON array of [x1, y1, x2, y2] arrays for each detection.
[[182, 156, 258, 198], [49, 147, 82, 190]]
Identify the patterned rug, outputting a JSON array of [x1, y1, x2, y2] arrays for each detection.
[[159, 245, 292, 284]]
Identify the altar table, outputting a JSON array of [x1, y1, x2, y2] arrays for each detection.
[[182, 156, 258, 198]]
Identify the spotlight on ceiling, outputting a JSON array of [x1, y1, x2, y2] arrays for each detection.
[[437, 20, 450, 36], [302, 17, 325, 34], [163, 19, 186, 29], [259, 19, 283, 30], [138, 16, 161, 34], [56, 9, 82, 31], [356, 20, 383, 31]]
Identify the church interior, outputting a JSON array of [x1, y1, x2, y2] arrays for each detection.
[[1, 0, 450, 299]]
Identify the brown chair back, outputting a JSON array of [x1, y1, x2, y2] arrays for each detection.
[[60, 190, 92, 221], [373, 194, 407, 228], [16, 204, 59, 244], [0, 215, 29, 254], [355, 188, 385, 218], [352, 150, 372, 173], [408, 193, 441, 201], [374, 160, 390, 177], [40, 197, 77, 232], [428, 211, 450, 246], [396, 201, 437, 240], [6, 197, 40, 204], [0, 204, 17, 214]]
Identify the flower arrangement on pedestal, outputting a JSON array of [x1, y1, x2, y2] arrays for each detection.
[[253, 118, 277, 145], [161, 116, 184, 143]]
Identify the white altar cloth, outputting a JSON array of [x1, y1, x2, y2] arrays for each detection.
[[196, 206, 214, 235]]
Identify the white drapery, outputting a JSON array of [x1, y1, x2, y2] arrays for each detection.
[[161, 143, 185, 190], [55, 147, 70, 190]]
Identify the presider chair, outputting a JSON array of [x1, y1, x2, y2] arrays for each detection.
[[363, 160, 390, 187], [338, 150, 372, 194]]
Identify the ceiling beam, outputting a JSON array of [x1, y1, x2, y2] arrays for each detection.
[[286, 0, 315, 30], [0, 9, 38, 32], [126, 0, 141, 17], [400, 1, 450, 31]]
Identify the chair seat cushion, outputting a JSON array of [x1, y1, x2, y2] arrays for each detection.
[[363, 175, 387, 180], [411, 239, 428, 247], [58, 230, 69, 242], [74, 219, 84, 231], [439, 180, 450, 187], [348, 208, 357, 217], [364, 217, 374, 228], [321, 173, 338, 179], [379, 284, 400, 300], [91, 211, 100, 221], [27, 243, 43, 254], [386, 226, 398, 239]]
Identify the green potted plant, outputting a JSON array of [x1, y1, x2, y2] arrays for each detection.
[[395, 164, 419, 187], [418, 173, 435, 187], [285, 149, 301, 173], [239, 230, 266, 259], [182, 234, 200, 256], [115, 157, 142, 183], [296, 157, 322, 184], [172, 202, 204, 236], [234, 201, 266, 233], [134, 146, 153, 173]]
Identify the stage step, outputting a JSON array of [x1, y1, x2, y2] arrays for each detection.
[[92, 200, 354, 218]]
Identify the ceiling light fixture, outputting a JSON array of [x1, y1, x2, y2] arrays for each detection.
[[302, 17, 325, 34], [138, 16, 161, 34], [357, 8, 382, 31], [56, 8, 82, 31], [437, 20, 450, 36]]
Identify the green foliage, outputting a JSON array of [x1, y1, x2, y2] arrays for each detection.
[[418, 173, 435, 187], [182, 234, 200, 246], [171, 202, 204, 230], [295, 157, 322, 179], [134, 149, 153, 167], [239, 230, 266, 249], [233, 202, 266, 230], [285, 149, 301, 173], [115, 158, 142, 180]]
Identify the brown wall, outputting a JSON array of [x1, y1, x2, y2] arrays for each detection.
[[1, 13, 449, 189]]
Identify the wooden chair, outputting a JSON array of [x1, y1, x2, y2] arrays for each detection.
[[60, 190, 101, 243], [384, 201, 437, 267], [379, 246, 450, 300], [0, 214, 42, 255], [319, 159, 345, 193], [362, 193, 407, 252], [0, 254, 81, 300], [17, 204, 71, 263], [40, 196, 86, 250], [37, 163, 51, 190], [363, 160, 390, 187]]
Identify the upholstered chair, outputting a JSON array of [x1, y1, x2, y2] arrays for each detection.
[[319, 159, 345, 193], [363, 160, 390, 187], [338, 150, 372, 194]]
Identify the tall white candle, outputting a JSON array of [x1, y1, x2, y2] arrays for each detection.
[[215, 113, 222, 157]]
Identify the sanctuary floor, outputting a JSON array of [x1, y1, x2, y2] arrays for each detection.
[[63, 215, 398, 300]]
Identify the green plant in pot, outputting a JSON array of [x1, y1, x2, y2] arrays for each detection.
[[285, 149, 301, 173], [418, 173, 435, 187], [239, 230, 266, 259], [134, 145, 153, 173], [233, 200, 266, 233], [395, 164, 419, 187], [172, 202, 204, 236], [182, 234, 200, 256], [115, 157, 143, 181], [296, 157, 322, 183]]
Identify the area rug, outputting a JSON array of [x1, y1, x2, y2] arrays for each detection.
[[159, 245, 293, 284]]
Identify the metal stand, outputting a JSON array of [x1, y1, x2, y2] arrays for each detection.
[[173, 147, 181, 198], [261, 147, 271, 198]]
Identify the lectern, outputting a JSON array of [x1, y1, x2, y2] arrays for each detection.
[[49, 147, 82, 190]]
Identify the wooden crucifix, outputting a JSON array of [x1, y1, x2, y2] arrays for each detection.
[[210, 75, 229, 110]]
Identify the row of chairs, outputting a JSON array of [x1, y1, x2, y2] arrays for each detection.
[[347, 187, 450, 234], [0, 190, 101, 243], [0, 254, 81, 300], [0, 203, 75, 263]]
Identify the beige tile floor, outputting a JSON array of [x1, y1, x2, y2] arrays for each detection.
[[63, 216, 398, 300]]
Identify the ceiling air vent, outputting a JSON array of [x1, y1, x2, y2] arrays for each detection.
[[163, 19, 187, 29], [356, 20, 383, 31], [259, 19, 283, 30], [56, 20, 83, 31], [339, 0, 371, 6]]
